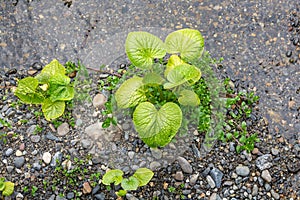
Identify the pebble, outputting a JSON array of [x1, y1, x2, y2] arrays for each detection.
[[81, 139, 92, 149], [45, 132, 62, 142], [256, 154, 273, 170], [177, 156, 193, 174], [149, 161, 161, 171], [94, 193, 105, 200], [92, 185, 100, 195], [66, 192, 75, 199], [209, 167, 223, 188], [33, 162, 42, 171], [82, 182, 92, 194], [92, 93, 107, 108], [16, 193, 24, 200], [271, 148, 279, 155], [6, 166, 14, 173], [126, 193, 139, 200], [189, 173, 199, 185], [30, 135, 41, 143], [15, 150, 23, 156], [174, 171, 184, 181], [50, 152, 63, 167], [13, 156, 25, 168], [57, 122, 69, 136], [210, 193, 221, 200], [235, 165, 250, 176], [206, 175, 216, 188], [271, 189, 280, 199], [128, 151, 135, 159], [151, 148, 162, 159], [261, 170, 272, 182], [5, 148, 14, 156], [42, 152, 52, 164]]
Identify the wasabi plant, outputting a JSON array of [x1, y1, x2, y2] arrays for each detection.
[[102, 168, 154, 197], [115, 29, 206, 147], [14, 59, 75, 121], [0, 178, 14, 197]]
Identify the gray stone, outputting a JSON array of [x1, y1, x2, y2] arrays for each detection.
[[81, 139, 92, 149], [189, 173, 199, 185], [6, 166, 14, 173], [271, 148, 279, 156], [210, 193, 222, 200], [92, 185, 100, 195], [126, 193, 139, 200], [235, 165, 250, 177], [51, 152, 63, 167], [128, 151, 135, 159], [209, 167, 223, 188], [93, 93, 107, 108], [57, 122, 69, 136], [42, 152, 52, 164], [5, 148, 14, 156], [261, 170, 272, 182], [177, 156, 193, 174], [13, 156, 25, 168], [85, 122, 106, 140], [27, 125, 37, 135], [255, 154, 273, 170], [30, 135, 41, 143], [151, 148, 162, 159], [94, 193, 105, 200], [191, 144, 201, 158], [174, 171, 184, 181], [264, 183, 271, 191], [66, 192, 74, 199], [206, 175, 216, 188], [45, 132, 62, 142], [271, 189, 280, 199], [16, 192, 24, 200], [149, 161, 161, 171], [252, 184, 258, 196]]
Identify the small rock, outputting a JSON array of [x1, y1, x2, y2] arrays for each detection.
[[271, 148, 279, 156], [83, 182, 92, 194], [126, 193, 139, 200], [252, 148, 260, 154], [27, 125, 37, 135], [28, 69, 37, 75], [66, 192, 75, 199], [210, 193, 221, 200], [16, 192, 24, 200], [13, 156, 25, 168], [30, 135, 41, 143], [45, 132, 62, 142], [264, 183, 271, 191], [256, 154, 273, 170], [81, 139, 92, 149], [209, 167, 223, 188], [50, 152, 63, 167], [261, 170, 272, 182], [15, 150, 23, 156], [19, 143, 25, 151], [191, 144, 201, 158], [177, 156, 193, 174], [94, 193, 105, 200], [128, 151, 135, 159], [175, 171, 184, 181], [92, 185, 100, 195], [223, 181, 233, 186], [5, 148, 14, 156], [189, 173, 199, 185], [57, 122, 69, 136], [42, 152, 52, 164], [33, 162, 42, 171], [150, 161, 161, 171], [93, 93, 107, 108], [252, 184, 258, 196], [235, 165, 250, 177], [206, 175, 216, 188], [151, 148, 162, 159], [271, 189, 280, 199], [6, 166, 14, 173]]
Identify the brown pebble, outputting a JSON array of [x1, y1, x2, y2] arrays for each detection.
[[19, 143, 25, 151], [82, 182, 92, 194], [278, 137, 284, 143]]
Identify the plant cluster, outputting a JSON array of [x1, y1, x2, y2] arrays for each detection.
[[0, 178, 14, 197], [102, 168, 154, 197], [14, 59, 75, 121], [114, 29, 208, 148]]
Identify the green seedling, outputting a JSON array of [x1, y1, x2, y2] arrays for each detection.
[[0, 177, 14, 197]]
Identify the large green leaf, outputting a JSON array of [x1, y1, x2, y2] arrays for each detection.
[[121, 177, 139, 191], [133, 102, 182, 147], [142, 73, 165, 85], [102, 169, 124, 186], [42, 99, 65, 121], [178, 90, 200, 106], [36, 59, 65, 84], [14, 77, 44, 104], [115, 76, 146, 108], [48, 74, 74, 101], [164, 55, 185, 77], [2, 181, 14, 196], [163, 64, 201, 89], [133, 168, 154, 187], [125, 32, 166, 69], [165, 29, 204, 61]]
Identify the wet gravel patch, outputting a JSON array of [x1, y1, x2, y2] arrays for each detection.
[[1, 0, 300, 199]]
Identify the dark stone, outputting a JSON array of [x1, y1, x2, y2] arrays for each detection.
[[92, 185, 100, 195], [94, 193, 106, 200], [209, 167, 223, 188]]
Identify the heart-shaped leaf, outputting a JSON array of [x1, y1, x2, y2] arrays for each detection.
[[102, 169, 124, 186], [163, 64, 201, 89], [121, 177, 139, 191], [133, 168, 154, 187], [36, 59, 66, 84], [133, 102, 182, 147], [2, 181, 14, 196], [164, 55, 185, 77], [42, 99, 65, 121], [165, 29, 204, 61], [178, 90, 200, 106], [14, 77, 44, 104], [125, 32, 166, 69], [142, 73, 165, 85], [48, 74, 74, 102], [115, 76, 146, 108]]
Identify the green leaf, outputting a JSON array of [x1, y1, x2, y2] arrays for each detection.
[[121, 177, 139, 191], [102, 169, 124, 186], [14, 77, 45, 104], [47, 74, 74, 102], [42, 99, 65, 121], [125, 32, 166, 69], [115, 76, 147, 108], [165, 29, 204, 61], [133, 102, 182, 147], [116, 190, 127, 197], [142, 73, 165, 85], [0, 181, 5, 191], [178, 90, 200, 106], [163, 64, 201, 89], [133, 168, 154, 187], [2, 181, 14, 196], [164, 55, 185, 77], [36, 59, 66, 84]]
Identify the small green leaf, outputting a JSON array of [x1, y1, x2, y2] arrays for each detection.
[[133, 168, 154, 187], [102, 169, 124, 186], [178, 90, 200, 106], [121, 177, 139, 191], [115, 76, 147, 108], [133, 102, 182, 147], [125, 32, 166, 69], [142, 73, 165, 85], [2, 181, 14, 196], [0, 181, 5, 191], [14, 77, 44, 104], [239, 135, 246, 143], [165, 29, 204, 61], [164, 55, 185, 77], [116, 190, 127, 197], [42, 99, 65, 121], [36, 59, 66, 84]]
